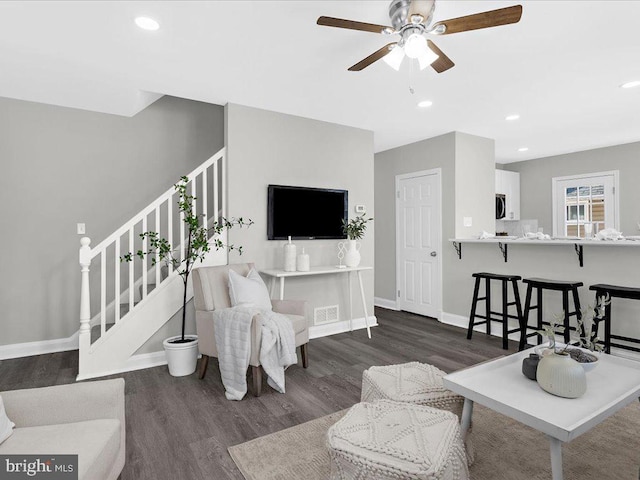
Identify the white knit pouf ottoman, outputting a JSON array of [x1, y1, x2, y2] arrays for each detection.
[[327, 400, 469, 480], [361, 362, 464, 418], [361, 362, 474, 464]]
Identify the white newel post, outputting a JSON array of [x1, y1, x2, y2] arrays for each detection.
[[79, 237, 92, 363]]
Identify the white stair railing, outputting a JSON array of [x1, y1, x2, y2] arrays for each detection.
[[78, 148, 226, 377]]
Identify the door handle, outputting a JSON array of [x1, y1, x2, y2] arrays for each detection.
[[430, 251, 437, 257]]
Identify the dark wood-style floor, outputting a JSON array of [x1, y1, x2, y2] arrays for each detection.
[[0, 307, 512, 480]]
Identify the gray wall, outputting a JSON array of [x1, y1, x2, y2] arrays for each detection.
[[454, 133, 495, 238], [374, 133, 456, 303], [225, 104, 375, 323], [506, 141, 640, 235], [376, 134, 640, 345], [474, 141, 640, 343], [0, 96, 225, 348], [373, 131, 495, 312]]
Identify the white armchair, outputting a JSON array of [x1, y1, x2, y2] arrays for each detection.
[[192, 263, 309, 396]]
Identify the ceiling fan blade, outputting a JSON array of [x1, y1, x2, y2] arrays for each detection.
[[317, 16, 393, 34], [348, 43, 397, 71], [427, 40, 455, 73], [432, 5, 523, 35], [408, 1, 433, 22]]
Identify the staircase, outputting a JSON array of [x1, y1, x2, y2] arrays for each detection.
[[77, 148, 227, 380]]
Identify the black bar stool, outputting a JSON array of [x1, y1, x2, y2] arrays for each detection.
[[519, 278, 583, 350], [589, 284, 640, 354], [467, 272, 523, 350]]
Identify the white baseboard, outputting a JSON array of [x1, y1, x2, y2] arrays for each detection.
[[440, 313, 640, 360], [374, 297, 399, 311], [76, 350, 170, 381], [309, 316, 378, 339], [440, 312, 525, 343], [0, 331, 79, 360]]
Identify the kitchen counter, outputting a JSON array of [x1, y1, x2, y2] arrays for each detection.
[[449, 236, 640, 266]]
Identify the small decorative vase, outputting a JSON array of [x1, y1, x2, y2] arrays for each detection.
[[536, 352, 587, 398], [296, 248, 310, 272], [283, 236, 296, 272], [522, 353, 540, 381], [344, 240, 361, 267]]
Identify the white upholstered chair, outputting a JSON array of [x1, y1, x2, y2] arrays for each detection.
[[192, 263, 309, 396]]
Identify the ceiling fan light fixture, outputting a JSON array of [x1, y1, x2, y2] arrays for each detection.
[[417, 48, 439, 70], [383, 45, 405, 71], [404, 33, 428, 59]]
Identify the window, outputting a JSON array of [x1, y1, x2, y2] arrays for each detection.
[[552, 171, 619, 238]]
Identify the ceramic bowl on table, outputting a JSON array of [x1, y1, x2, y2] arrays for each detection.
[[534, 343, 599, 372]]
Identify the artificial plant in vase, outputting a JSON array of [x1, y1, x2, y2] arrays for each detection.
[[121, 176, 252, 376], [340, 214, 373, 268], [537, 293, 610, 362], [534, 294, 610, 398]]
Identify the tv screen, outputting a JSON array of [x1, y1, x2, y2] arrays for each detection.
[[268, 185, 348, 240]]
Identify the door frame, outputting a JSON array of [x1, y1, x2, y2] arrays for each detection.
[[395, 168, 443, 319]]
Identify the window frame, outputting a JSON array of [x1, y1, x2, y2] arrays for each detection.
[[551, 170, 620, 238]]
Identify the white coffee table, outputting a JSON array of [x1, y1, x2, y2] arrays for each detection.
[[443, 348, 640, 480]]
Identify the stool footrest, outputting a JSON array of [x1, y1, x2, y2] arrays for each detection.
[[610, 342, 640, 353], [472, 315, 521, 323], [488, 311, 522, 320], [610, 334, 640, 345]]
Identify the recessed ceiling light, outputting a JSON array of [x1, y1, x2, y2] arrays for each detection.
[[505, 114, 520, 121], [418, 100, 433, 108], [518, 147, 529, 152], [620, 80, 640, 89], [135, 17, 160, 31]]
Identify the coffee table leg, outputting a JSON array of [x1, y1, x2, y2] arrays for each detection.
[[549, 436, 564, 480], [460, 398, 473, 441]]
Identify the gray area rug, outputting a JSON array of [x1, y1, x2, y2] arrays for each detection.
[[229, 403, 640, 480]]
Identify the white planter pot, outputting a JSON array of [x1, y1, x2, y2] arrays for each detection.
[[163, 335, 199, 377], [344, 240, 361, 267], [536, 352, 586, 398]]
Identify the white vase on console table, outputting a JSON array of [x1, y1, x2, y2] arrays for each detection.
[[344, 240, 361, 267], [283, 236, 296, 272]]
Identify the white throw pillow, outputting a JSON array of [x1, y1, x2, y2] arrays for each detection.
[[228, 268, 272, 311], [0, 395, 15, 444]]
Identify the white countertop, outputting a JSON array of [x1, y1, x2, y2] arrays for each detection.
[[449, 237, 640, 247]]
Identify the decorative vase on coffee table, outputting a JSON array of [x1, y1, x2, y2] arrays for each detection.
[[344, 240, 361, 267], [536, 352, 587, 398]]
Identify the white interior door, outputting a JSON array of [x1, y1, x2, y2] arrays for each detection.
[[396, 170, 441, 318]]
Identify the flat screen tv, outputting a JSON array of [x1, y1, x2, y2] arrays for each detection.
[[268, 185, 348, 240]]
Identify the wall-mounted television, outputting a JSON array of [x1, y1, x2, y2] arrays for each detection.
[[268, 184, 348, 240]]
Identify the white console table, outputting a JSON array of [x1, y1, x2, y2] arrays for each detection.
[[260, 266, 373, 339]]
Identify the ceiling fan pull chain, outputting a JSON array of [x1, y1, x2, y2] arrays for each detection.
[[408, 60, 415, 95]]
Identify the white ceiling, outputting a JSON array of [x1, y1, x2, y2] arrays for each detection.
[[1, 1, 639, 163]]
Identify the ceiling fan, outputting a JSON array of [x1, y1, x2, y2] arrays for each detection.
[[317, 0, 523, 73]]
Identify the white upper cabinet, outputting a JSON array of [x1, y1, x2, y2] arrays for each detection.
[[495, 170, 520, 220]]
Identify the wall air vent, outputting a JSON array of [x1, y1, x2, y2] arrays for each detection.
[[314, 305, 339, 325]]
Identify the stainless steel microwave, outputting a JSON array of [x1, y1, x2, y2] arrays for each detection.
[[496, 194, 506, 219]]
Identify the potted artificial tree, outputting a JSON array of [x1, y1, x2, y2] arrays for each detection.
[[121, 176, 252, 376], [341, 214, 373, 267]]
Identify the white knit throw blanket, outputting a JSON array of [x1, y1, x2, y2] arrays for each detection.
[[214, 306, 297, 400]]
